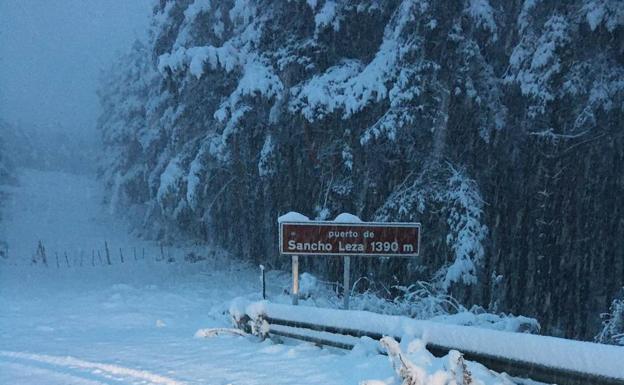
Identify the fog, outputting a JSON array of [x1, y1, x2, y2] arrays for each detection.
[[0, 0, 152, 168]]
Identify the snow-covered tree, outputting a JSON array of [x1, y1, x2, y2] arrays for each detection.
[[98, 0, 624, 340]]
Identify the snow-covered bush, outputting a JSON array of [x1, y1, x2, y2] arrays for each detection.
[[350, 281, 464, 320], [595, 289, 624, 346], [347, 280, 538, 334], [266, 270, 539, 334], [368, 337, 514, 385], [298, 272, 320, 298]]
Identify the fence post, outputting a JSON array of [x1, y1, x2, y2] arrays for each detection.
[[35, 240, 48, 267], [104, 241, 112, 265]]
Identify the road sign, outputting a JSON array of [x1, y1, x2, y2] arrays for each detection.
[[279, 221, 421, 257]]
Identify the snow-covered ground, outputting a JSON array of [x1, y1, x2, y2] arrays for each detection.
[[5, 169, 620, 385], [1, 262, 401, 385], [0, 169, 394, 385]]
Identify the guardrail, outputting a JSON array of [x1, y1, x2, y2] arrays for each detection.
[[230, 301, 624, 385]]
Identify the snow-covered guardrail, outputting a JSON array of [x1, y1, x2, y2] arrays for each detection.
[[230, 301, 624, 385]]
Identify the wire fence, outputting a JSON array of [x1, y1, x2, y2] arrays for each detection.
[[5, 239, 217, 269]]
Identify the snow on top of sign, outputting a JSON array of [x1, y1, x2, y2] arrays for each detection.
[[333, 212, 363, 223], [278, 211, 364, 223], [277, 211, 310, 223]]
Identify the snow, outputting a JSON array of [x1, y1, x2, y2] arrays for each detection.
[[290, 0, 423, 123], [431, 311, 539, 333], [278, 211, 310, 222], [506, 14, 570, 115], [0, 352, 186, 385], [375, 336, 514, 385], [517, 0, 537, 33], [277, 211, 363, 223], [314, 1, 339, 32], [158, 44, 240, 79], [229, 0, 255, 25], [299, 272, 319, 297], [586, 3, 606, 31], [2, 169, 397, 385], [183, 0, 212, 20], [436, 168, 488, 290], [289, 0, 444, 137], [467, 0, 498, 39], [243, 301, 624, 381], [258, 134, 276, 177], [2, 168, 620, 385], [186, 149, 204, 210], [289, 60, 364, 121], [217, 56, 283, 117], [333, 212, 363, 223], [306, 0, 318, 10], [157, 157, 184, 205], [0, 266, 397, 385]]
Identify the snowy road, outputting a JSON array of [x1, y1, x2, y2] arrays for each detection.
[[0, 265, 391, 385], [0, 169, 391, 385]]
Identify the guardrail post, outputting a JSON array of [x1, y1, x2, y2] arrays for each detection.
[[292, 255, 299, 305], [343, 256, 351, 309]]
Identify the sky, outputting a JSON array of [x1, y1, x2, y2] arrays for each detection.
[[0, 0, 153, 136]]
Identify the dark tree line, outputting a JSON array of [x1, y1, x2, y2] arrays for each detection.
[[98, 0, 624, 341]]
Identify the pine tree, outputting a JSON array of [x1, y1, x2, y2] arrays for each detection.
[[97, 0, 624, 340]]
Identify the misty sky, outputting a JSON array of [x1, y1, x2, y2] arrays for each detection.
[[0, 0, 153, 135]]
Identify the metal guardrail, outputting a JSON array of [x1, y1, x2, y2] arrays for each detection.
[[233, 307, 624, 385]]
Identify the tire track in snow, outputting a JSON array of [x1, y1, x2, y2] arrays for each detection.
[[0, 359, 115, 385], [0, 351, 186, 385], [0, 361, 111, 385]]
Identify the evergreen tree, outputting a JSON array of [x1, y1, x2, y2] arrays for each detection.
[[97, 0, 624, 340]]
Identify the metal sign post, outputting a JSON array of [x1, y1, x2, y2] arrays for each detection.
[[343, 256, 350, 309], [292, 255, 299, 305]]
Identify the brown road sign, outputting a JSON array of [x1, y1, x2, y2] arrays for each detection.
[[279, 221, 421, 257]]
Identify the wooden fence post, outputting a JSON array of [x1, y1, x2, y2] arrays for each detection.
[[104, 241, 112, 265]]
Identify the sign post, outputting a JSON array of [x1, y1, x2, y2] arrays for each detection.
[[279, 220, 421, 307], [343, 255, 351, 309], [292, 255, 299, 305]]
